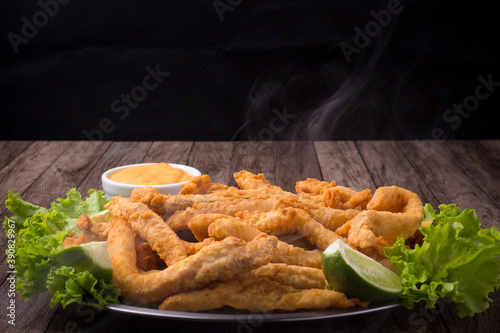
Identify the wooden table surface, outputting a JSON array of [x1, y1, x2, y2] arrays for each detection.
[[1, 140, 499, 333]]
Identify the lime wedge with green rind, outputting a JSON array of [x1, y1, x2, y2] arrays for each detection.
[[322, 239, 402, 303], [53, 241, 113, 282]]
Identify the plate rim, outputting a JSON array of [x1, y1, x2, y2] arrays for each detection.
[[105, 301, 401, 323]]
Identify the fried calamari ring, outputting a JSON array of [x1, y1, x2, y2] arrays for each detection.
[[336, 186, 424, 248]]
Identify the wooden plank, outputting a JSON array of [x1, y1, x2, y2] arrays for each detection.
[[0, 141, 33, 170], [274, 141, 322, 192], [143, 141, 193, 164], [397, 140, 500, 333], [187, 141, 234, 185], [443, 140, 500, 207], [314, 141, 376, 190], [228, 141, 275, 187], [15, 141, 112, 209], [0, 141, 72, 216], [0, 278, 56, 333], [398, 140, 500, 228], [77, 141, 153, 193], [356, 141, 439, 206]]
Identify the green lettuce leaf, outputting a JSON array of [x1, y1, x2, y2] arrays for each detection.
[[51, 189, 109, 233], [385, 203, 500, 317], [3, 189, 119, 308], [3, 189, 47, 233], [47, 266, 121, 309]]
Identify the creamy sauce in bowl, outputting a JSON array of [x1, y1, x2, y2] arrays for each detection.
[[108, 163, 193, 185]]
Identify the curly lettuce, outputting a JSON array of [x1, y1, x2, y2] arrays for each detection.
[[384, 204, 500, 317], [3, 189, 120, 308]]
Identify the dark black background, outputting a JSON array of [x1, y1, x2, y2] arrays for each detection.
[[1, 0, 499, 141]]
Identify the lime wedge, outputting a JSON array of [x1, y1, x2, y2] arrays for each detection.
[[53, 241, 113, 282], [321, 239, 402, 303]]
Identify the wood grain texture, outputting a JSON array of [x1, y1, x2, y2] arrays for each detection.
[[76, 141, 153, 193], [314, 141, 376, 190], [0, 141, 72, 216], [1, 277, 56, 333], [444, 140, 500, 207], [187, 141, 233, 185], [143, 141, 193, 164], [0, 141, 32, 170], [398, 140, 500, 227], [274, 141, 322, 193], [228, 141, 275, 187], [356, 141, 439, 206]]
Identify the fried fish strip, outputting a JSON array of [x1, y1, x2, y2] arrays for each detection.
[[295, 178, 337, 195], [336, 186, 424, 248], [242, 207, 347, 251], [107, 217, 276, 304], [159, 276, 366, 312], [132, 185, 287, 217], [250, 263, 327, 289], [206, 217, 322, 268], [167, 196, 360, 232], [105, 196, 188, 266]]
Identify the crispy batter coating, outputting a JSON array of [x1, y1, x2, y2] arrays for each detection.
[[250, 263, 327, 289], [240, 207, 347, 251], [336, 186, 424, 248], [107, 217, 276, 304], [106, 197, 188, 266], [62, 213, 110, 248], [207, 217, 323, 268], [159, 275, 366, 312]]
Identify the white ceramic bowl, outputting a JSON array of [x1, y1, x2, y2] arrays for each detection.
[[101, 163, 201, 199]]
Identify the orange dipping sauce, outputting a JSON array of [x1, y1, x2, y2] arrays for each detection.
[[108, 163, 193, 185]]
